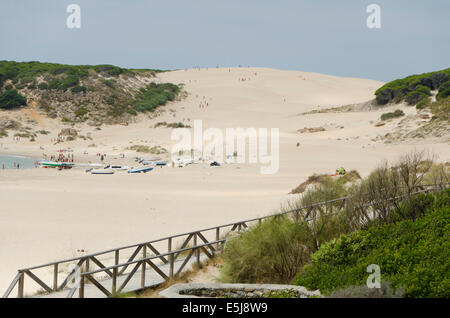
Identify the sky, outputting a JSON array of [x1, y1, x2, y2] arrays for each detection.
[[0, 0, 449, 82]]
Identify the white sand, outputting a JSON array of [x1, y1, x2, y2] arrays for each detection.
[[0, 67, 448, 293]]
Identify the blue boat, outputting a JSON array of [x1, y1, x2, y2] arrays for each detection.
[[128, 167, 154, 174]]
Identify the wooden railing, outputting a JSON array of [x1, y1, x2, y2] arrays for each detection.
[[2, 183, 448, 298]]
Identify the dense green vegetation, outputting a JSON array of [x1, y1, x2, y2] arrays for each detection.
[[0, 60, 164, 89], [436, 81, 450, 100], [220, 216, 317, 284], [131, 83, 180, 113], [0, 61, 180, 124], [380, 109, 405, 121], [375, 68, 450, 105], [294, 190, 450, 297], [219, 152, 450, 297], [0, 89, 27, 109], [430, 95, 450, 122]]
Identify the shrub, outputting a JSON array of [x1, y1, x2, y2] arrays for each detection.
[[327, 281, 404, 298], [71, 85, 87, 93], [392, 192, 435, 221], [415, 85, 431, 96], [293, 193, 450, 297], [128, 145, 167, 154], [105, 95, 116, 105], [380, 109, 404, 121], [48, 79, 62, 90], [103, 79, 116, 89], [220, 216, 316, 284], [166, 122, 191, 128], [0, 89, 27, 109], [405, 91, 428, 105], [423, 163, 450, 187], [131, 82, 180, 113], [416, 97, 431, 109], [436, 81, 450, 100], [375, 69, 450, 105], [430, 95, 449, 121], [74, 107, 89, 117], [345, 151, 434, 229], [263, 288, 298, 298], [38, 82, 49, 90]]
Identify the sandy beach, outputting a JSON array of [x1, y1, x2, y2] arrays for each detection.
[[1, 67, 449, 293]]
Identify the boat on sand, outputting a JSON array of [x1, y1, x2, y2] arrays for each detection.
[[128, 167, 154, 174], [91, 168, 115, 175]]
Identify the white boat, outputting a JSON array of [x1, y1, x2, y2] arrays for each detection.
[[91, 168, 115, 175], [104, 165, 129, 171], [174, 158, 194, 167]]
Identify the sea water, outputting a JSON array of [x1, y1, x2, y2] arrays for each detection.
[[0, 154, 37, 169]]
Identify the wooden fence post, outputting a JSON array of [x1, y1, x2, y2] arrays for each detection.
[[53, 264, 58, 291], [194, 233, 200, 267], [216, 227, 220, 250], [141, 245, 146, 288], [85, 257, 90, 273], [168, 238, 174, 279], [112, 250, 119, 295], [17, 272, 24, 298], [79, 274, 84, 298]]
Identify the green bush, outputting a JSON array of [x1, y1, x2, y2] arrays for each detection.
[[416, 97, 431, 109], [38, 82, 48, 90], [380, 109, 405, 121], [415, 85, 431, 96], [0, 89, 27, 109], [131, 82, 180, 113], [293, 190, 450, 297], [392, 192, 435, 221], [105, 95, 116, 105], [0, 60, 160, 88], [405, 91, 428, 105], [48, 79, 62, 90], [103, 79, 116, 89], [71, 85, 87, 93], [375, 69, 450, 105], [436, 81, 450, 100], [220, 216, 317, 284], [74, 107, 89, 117]]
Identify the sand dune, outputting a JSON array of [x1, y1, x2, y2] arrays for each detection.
[[0, 67, 448, 293]]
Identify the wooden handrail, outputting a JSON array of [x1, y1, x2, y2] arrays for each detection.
[[3, 183, 448, 298]]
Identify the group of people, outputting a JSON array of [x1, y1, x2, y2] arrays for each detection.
[[2, 163, 20, 169], [197, 95, 211, 110], [45, 153, 74, 163], [97, 153, 107, 161]]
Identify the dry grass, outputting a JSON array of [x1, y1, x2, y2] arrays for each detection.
[[289, 170, 361, 194], [289, 174, 331, 194]]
